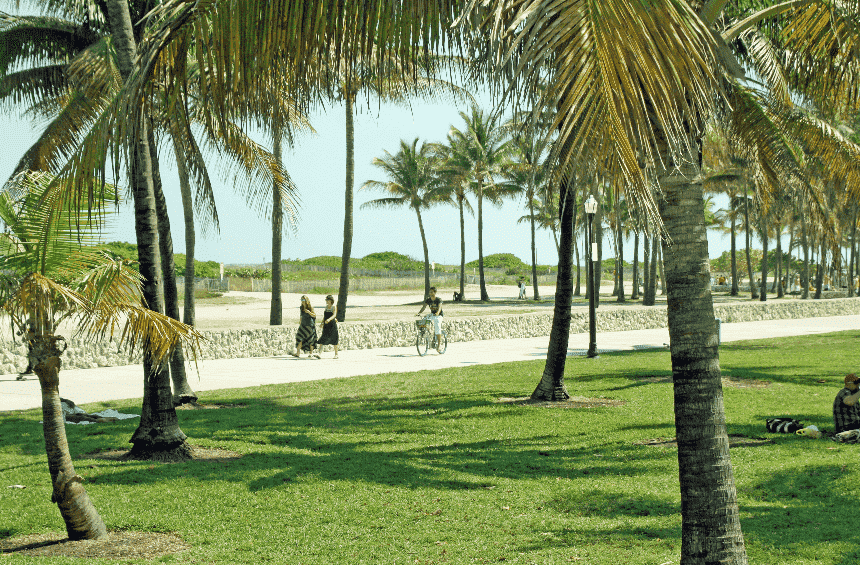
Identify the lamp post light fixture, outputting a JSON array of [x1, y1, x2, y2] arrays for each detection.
[[584, 195, 599, 358]]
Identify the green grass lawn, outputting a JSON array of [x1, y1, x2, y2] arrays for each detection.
[[2, 332, 859, 564]]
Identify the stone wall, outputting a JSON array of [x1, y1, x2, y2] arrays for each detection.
[[1, 297, 859, 374]]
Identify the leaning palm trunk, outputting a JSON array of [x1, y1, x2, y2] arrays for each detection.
[[336, 94, 356, 322], [151, 130, 195, 405], [458, 194, 466, 298], [106, 0, 189, 457], [530, 177, 574, 401], [35, 334, 107, 540], [270, 129, 284, 325], [477, 179, 489, 301], [416, 208, 431, 298], [657, 161, 747, 564], [172, 136, 196, 326]]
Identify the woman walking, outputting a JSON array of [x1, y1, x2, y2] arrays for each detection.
[[317, 295, 339, 358], [293, 295, 319, 358]]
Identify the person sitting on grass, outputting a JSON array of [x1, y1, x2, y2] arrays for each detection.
[[833, 373, 860, 433], [416, 286, 444, 354], [293, 295, 319, 359]]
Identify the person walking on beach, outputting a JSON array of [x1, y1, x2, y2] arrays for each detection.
[[317, 295, 339, 359], [416, 286, 444, 354], [293, 295, 319, 359], [517, 276, 527, 299]]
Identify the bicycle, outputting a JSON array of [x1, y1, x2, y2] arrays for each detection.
[[415, 315, 447, 356]]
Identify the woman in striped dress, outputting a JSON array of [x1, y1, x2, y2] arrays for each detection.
[[293, 295, 319, 358]]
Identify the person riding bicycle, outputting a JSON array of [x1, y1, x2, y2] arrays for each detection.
[[416, 287, 444, 354]]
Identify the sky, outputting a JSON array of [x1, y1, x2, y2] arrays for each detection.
[[0, 91, 745, 269]]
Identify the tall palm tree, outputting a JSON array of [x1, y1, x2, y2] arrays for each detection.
[[0, 171, 201, 540], [324, 51, 470, 321], [504, 114, 552, 300], [361, 138, 448, 297], [447, 105, 512, 301], [432, 137, 473, 299]]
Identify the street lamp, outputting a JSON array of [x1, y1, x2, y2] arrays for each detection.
[[584, 195, 599, 358]]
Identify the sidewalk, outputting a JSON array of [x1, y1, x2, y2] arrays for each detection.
[[2, 315, 857, 412]]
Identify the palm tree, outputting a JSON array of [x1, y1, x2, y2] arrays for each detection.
[[323, 51, 470, 321], [0, 171, 201, 540], [447, 105, 513, 301], [361, 138, 448, 297], [433, 137, 473, 299], [504, 114, 552, 300]]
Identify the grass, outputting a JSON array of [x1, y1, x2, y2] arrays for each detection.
[[2, 332, 859, 564]]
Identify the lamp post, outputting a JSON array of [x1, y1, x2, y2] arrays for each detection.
[[585, 195, 599, 358]]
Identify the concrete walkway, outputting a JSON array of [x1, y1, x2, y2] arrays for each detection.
[[2, 315, 858, 412]]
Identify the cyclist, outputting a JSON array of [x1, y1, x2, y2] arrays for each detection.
[[416, 286, 444, 354]]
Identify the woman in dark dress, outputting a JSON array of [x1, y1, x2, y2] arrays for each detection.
[[293, 295, 319, 358], [317, 294, 339, 358]]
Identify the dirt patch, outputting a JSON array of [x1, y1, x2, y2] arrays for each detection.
[[498, 396, 625, 408], [86, 444, 243, 463], [0, 530, 189, 560], [634, 434, 774, 448], [175, 401, 247, 410], [635, 375, 770, 388]]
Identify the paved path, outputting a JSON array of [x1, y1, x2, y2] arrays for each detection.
[[2, 315, 858, 412]]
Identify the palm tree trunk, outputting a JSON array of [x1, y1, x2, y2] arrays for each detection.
[[642, 230, 651, 301], [35, 335, 107, 540], [730, 213, 739, 296], [802, 209, 809, 299], [529, 194, 540, 300], [573, 193, 581, 296], [477, 179, 489, 301], [648, 234, 659, 304], [850, 205, 857, 298], [815, 239, 825, 299], [631, 229, 640, 300], [416, 208, 431, 297], [595, 199, 603, 306], [743, 188, 758, 299], [759, 223, 768, 301], [616, 226, 625, 302], [150, 127, 195, 406], [459, 193, 465, 298], [171, 135, 196, 326], [106, 0, 189, 457], [776, 226, 784, 298], [657, 241, 666, 295], [270, 127, 284, 325], [531, 176, 574, 401], [657, 161, 747, 565], [336, 93, 355, 322]]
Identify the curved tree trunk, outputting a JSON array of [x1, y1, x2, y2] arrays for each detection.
[[270, 128, 283, 325], [107, 0, 189, 457], [35, 335, 107, 540], [657, 159, 747, 565], [172, 135, 196, 326], [151, 128, 196, 406], [529, 194, 540, 300], [477, 179, 489, 301], [416, 208, 430, 297], [459, 193, 465, 298], [336, 93, 355, 322], [531, 176, 574, 401]]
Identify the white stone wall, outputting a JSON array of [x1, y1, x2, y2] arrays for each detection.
[[2, 297, 859, 374]]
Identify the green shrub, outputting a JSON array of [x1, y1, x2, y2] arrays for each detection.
[[466, 253, 528, 272]]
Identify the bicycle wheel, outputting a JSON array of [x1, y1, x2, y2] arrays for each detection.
[[436, 331, 448, 354], [416, 329, 431, 356]]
